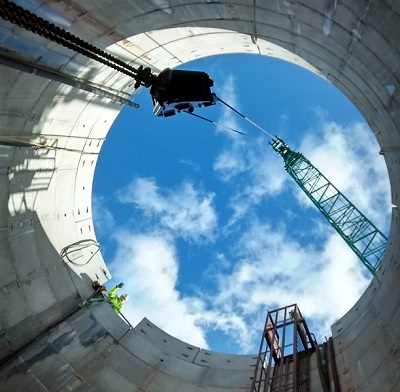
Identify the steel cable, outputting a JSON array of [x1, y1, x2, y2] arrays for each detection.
[[184, 96, 274, 146]]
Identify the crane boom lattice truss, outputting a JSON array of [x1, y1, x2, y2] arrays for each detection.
[[271, 137, 387, 275]]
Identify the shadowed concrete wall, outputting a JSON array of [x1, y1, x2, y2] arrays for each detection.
[[0, 1, 399, 391]]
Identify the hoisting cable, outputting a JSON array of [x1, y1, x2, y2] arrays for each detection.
[[0, 0, 155, 88], [184, 109, 268, 147], [183, 96, 275, 146], [184, 111, 249, 137], [184, 110, 268, 146], [214, 94, 275, 139]]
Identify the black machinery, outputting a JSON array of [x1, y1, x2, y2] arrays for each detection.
[[150, 68, 216, 117]]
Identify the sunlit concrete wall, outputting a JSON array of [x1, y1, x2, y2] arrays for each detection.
[[0, 1, 399, 391]]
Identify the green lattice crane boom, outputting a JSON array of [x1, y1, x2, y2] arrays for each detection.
[[271, 137, 387, 275]]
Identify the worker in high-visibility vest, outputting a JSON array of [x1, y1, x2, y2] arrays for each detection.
[[107, 283, 129, 314], [81, 282, 128, 314]]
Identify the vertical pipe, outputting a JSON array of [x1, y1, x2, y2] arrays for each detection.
[[293, 305, 298, 392], [278, 306, 287, 391], [328, 337, 341, 392], [264, 310, 278, 391], [252, 311, 267, 392]]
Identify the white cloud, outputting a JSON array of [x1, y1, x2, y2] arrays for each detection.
[[106, 218, 372, 354], [225, 151, 288, 225], [212, 74, 249, 182], [206, 219, 371, 348], [117, 177, 218, 242], [217, 74, 243, 138], [212, 75, 289, 225], [92, 194, 115, 237], [213, 149, 247, 181], [109, 230, 255, 350], [109, 231, 209, 347], [179, 158, 201, 172], [298, 121, 391, 230]]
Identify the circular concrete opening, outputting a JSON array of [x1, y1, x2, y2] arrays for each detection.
[[93, 49, 391, 354], [1, 2, 399, 390]]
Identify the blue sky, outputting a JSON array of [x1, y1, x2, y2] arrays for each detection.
[[92, 54, 391, 354]]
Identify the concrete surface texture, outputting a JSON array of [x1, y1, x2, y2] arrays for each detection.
[[0, 1, 399, 391]]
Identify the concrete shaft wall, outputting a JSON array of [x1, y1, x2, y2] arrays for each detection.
[[0, 1, 399, 391]]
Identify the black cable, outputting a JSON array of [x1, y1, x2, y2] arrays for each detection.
[[184, 110, 249, 137], [0, 0, 155, 87], [183, 108, 270, 151], [60, 239, 100, 266], [214, 94, 275, 139]]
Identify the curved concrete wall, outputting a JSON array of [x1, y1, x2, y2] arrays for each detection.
[[0, 1, 399, 391]]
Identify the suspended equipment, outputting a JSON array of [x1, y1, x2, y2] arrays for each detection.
[[150, 68, 216, 117], [0, 0, 215, 115]]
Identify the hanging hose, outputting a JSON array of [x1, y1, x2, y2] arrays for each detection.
[[0, 135, 100, 154], [60, 239, 101, 266], [311, 334, 330, 392]]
